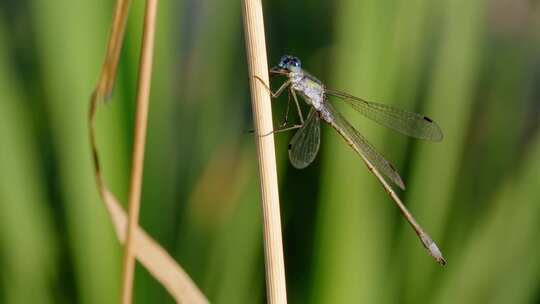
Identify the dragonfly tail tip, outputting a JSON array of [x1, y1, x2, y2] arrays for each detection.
[[428, 242, 447, 266], [420, 233, 446, 266]]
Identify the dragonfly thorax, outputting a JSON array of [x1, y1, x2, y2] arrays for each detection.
[[290, 70, 326, 111]]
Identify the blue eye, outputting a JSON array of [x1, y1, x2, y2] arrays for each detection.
[[277, 55, 301, 69], [278, 55, 290, 67]]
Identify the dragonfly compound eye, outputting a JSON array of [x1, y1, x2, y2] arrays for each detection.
[[279, 55, 292, 67]]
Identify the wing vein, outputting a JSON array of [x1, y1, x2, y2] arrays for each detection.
[[326, 89, 443, 141]]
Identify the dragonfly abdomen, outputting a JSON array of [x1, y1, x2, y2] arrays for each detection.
[[318, 104, 334, 123]]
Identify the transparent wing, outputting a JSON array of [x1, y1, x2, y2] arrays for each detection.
[[324, 102, 406, 189], [289, 108, 321, 169], [326, 89, 443, 141]]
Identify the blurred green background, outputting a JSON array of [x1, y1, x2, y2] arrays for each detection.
[[1, 0, 540, 303]]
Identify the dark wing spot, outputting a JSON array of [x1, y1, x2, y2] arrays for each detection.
[[288, 143, 292, 150], [423, 116, 433, 123]]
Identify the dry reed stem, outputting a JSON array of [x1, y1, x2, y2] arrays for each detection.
[[88, 0, 208, 302], [121, 0, 159, 302], [242, 0, 288, 303]]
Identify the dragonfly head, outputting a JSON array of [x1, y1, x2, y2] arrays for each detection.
[[270, 55, 302, 75]]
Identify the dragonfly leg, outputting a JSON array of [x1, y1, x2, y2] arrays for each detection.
[[253, 75, 290, 98], [280, 90, 292, 127], [290, 89, 305, 124], [260, 124, 303, 137]]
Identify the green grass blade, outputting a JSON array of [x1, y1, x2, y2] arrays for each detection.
[[433, 134, 540, 304], [0, 28, 56, 304], [398, 0, 487, 301]]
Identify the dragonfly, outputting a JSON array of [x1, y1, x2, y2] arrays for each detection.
[[256, 55, 446, 265]]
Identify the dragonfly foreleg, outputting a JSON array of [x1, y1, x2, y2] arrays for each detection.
[[253, 75, 290, 98]]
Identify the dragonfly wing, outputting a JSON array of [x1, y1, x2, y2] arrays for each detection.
[[289, 108, 321, 169], [324, 102, 406, 189], [326, 89, 443, 141]]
